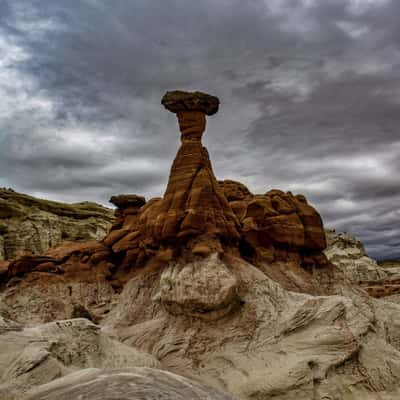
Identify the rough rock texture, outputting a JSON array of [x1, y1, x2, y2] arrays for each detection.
[[0, 260, 8, 280], [107, 194, 146, 242], [109, 194, 146, 209], [219, 182, 327, 267], [136, 103, 240, 258], [25, 367, 237, 400], [0, 188, 114, 261], [325, 230, 400, 298], [379, 260, 400, 268], [160, 253, 239, 319], [102, 253, 400, 400], [0, 318, 159, 399], [324, 230, 386, 283], [4, 251, 400, 399], [162, 90, 220, 115], [0, 241, 117, 325]]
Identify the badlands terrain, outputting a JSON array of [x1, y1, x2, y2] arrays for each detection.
[[1, 91, 400, 400]]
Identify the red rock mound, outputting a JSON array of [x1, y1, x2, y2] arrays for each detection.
[[219, 181, 327, 268]]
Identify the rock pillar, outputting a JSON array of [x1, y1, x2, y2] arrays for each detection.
[[139, 91, 240, 256]]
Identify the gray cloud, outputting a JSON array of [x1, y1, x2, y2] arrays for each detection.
[[0, 0, 399, 259]]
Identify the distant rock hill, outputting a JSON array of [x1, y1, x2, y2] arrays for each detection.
[[378, 259, 400, 268], [325, 229, 400, 298], [0, 188, 114, 261]]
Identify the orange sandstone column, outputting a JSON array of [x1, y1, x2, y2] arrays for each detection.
[[147, 90, 240, 254]]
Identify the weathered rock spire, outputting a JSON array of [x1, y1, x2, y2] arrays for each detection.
[[138, 91, 240, 256]]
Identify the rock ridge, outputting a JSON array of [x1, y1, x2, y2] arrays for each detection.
[[0, 188, 114, 261]]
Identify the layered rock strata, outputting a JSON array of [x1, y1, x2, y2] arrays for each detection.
[[137, 92, 240, 257], [0, 188, 114, 261], [325, 230, 400, 298], [219, 181, 327, 266]]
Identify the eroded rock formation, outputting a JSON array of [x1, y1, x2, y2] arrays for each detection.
[[2, 91, 400, 400], [93, 91, 328, 287], [0, 188, 114, 261], [137, 92, 240, 256], [0, 91, 329, 323], [219, 181, 327, 265], [0, 317, 159, 399], [325, 230, 400, 298]]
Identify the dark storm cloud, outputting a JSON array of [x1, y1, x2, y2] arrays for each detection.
[[0, 0, 399, 259]]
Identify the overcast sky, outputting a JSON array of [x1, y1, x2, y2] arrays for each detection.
[[0, 0, 399, 259]]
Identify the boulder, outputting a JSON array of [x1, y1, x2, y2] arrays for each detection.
[[160, 253, 239, 319]]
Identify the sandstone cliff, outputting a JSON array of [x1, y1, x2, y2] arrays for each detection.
[[0, 188, 114, 261]]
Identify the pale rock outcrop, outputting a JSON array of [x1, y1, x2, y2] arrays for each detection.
[[0, 271, 116, 325], [0, 189, 114, 261], [324, 229, 387, 282], [325, 230, 400, 297], [4, 251, 400, 399], [0, 318, 159, 399], [379, 260, 400, 268], [103, 253, 400, 400], [160, 253, 239, 319]]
